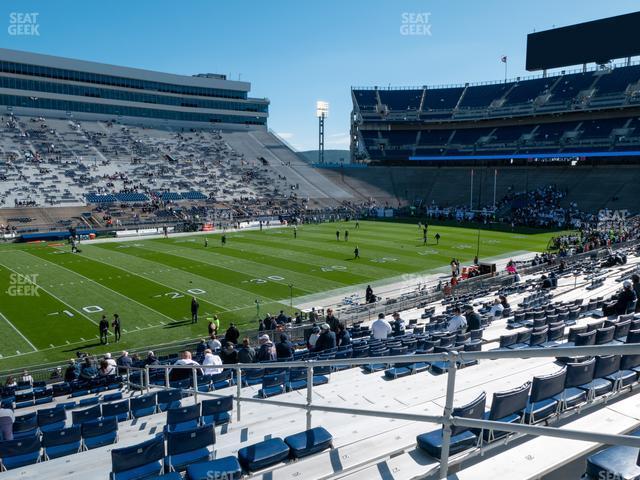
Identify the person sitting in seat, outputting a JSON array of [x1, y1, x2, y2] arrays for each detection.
[[220, 342, 239, 364], [540, 275, 552, 290], [307, 326, 321, 350], [202, 349, 223, 375], [256, 335, 277, 362], [276, 334, 294, 359], [314, 324, 337, 352], [391, 312, 406, 337], [170, 350, 201, 381], [371, 313, 392, 340], [603, 280, 637, 316], [447, 307, 467, 332], [337, 323, 351, 347], [488, 298, 504, 319], [237, 338, 256, 363], [463, 304, 482, 332]]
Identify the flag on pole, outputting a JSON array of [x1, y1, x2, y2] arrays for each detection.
[[501, 55, 508, 63]]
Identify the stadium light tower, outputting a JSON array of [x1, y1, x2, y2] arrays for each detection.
[[316, 101, 329, 164]]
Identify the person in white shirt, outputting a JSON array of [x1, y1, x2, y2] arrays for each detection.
[[371, 313, 392, 340], [447, 307, 468, 332], [171, 350, 201, 378], [0, 404, 14, 441], [202, 349, 223, 375], [104, 352, 117, 369], [20, 370, 33, 385], [488, 298, 505, 319]]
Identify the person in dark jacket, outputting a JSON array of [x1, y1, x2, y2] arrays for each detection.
[[603, 280, 637, 316], [144, 351, 159, 366], [80, 357, 98, 380], [256, 335, 277, 362], [463, 305, 482, 332], [225, 323, 240, 344], [633, 274, 640, 312], [237, 338, 256, 363], [190, 297, 199, 324], [275, 334, 294, 359], [220, 342, 239, 364], [336, 323, 351, 347], [64, 360, 79, 382], [391, 312, 406, 337], [325, 309, 340, 333], [315, 324, 337, 352]]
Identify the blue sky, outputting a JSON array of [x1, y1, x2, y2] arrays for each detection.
[[1, 1, 638, 151]]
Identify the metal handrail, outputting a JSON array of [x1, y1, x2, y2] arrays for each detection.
[[143, 343, 640, 478]]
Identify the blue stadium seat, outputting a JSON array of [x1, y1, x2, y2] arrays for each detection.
[[259, 373, 286, 398], [185, 456, 242, 480], [577, 355, 618, 399], [237, 437, 290, 472], [157, 389, 183, 412], [164, 424, 215, 472], [13, 412, 38, 439], [102, 399, 130, 422], [201, 395, 233, 427], [103, 392, 123, 403], [165, 403, 201, 433], [416, 392, 486, 459], [524, 368, 566, 424], [37, 406, 67, 433], [608, 354, 640, 390], [130, 393, 157, 418], [284, 427, 333, 458], [72, 404, 102, 426], [286, 368, 308, 390], [82, 417, 119, 449], [42, 426, 82, 459], [0, 435, 41, 470], [482, 382, 531, 442], [554, 358, 596, 409], [584, 429, 640, 479], [110, 435, 165, 480]]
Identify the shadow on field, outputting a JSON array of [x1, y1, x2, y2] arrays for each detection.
[[61, 341, 103, 353], [163, 320, 192, 329]]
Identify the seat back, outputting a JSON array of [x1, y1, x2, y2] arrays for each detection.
[[625, 329, 640, 344], [565, 359, 596, 388], [499, 333, 517, 348], [42, 425, 81, 447], [130, 393, 157, 412], [0, 435, 41, 459], [575, 330, 597, 346], [37, 407, 66, 427], [71, 405, 101, 425], [450, 392, 486, 436], [614, 321, 632, 339], [111, 435, 164, 475], [81, 417, 118, 439], [166, 424, 215, 456], [530, 367, 567, 402], [13, 411, 37, 433], [202, 396, 233, 416], [587, 321, 604, 332], [529, 329, 548, 346], [594, 355, 621, 379], [262, 373, 286, 388], [489, 382, 531, 420], [102, 399, 130, 419], [516, 329, 532, 344], [157, 389, 182, 405], [595, 326, 615, 345], [621, 354, 640, 370], [547, 325, 565, 342], [167, 403, 201, 426], [568, 326, 588, 342]]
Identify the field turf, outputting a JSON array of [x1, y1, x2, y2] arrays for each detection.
[[0, 221, 562, 370]]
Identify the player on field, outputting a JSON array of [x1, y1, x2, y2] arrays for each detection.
[[354, 245, 360, 259], [336, 230, 340, 241], [99, 315, 109, 345], [204, 237, 208, 247], [221, 234, 226, 246], [293, 226, 297, 239], [191, 297, 200, 324], [435, 232, 441, 245], [355, 220, 359, 229], [423, 225, 428, 245], [344, 230, 349, 242]]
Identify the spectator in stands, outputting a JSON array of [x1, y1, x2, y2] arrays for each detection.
[[220, 342, 239, 364], [499, 295, 510, 309], [117, 351, 133, 370], [443, 282, 452, 297], [20, 370, 33, 385], [309, 307, 319, 323], [225, 323, 240, 344], [365, 285, 374, 303], [207, 319, 217, 337], [463, 305, 482, 332], [272, 333, 293, 359], [447, 307, 467, 332], [237, 338, 256, 363], [171, 350, 201, 381], [275, 310, 288, 324], [315, 323, 337, 352], [371, 313, 392, 340], [4, 376, 16, 388], [80, 357, 98, 380], [0, 402, 14, 441], [540, 275, 553, 290], [488, 299, 505, 319], [206, 335, 221, 352], [603, 280, 637, 316], [104, 352, 117, 369], [326, 308, 340, 332], [337, 323, 351, 347], [202, 349, 223, 375], [260, 314, 277, 331], [391, 312, 406, 337], [256, 334, 277, 362], [308, 326, 321, 350], [196, 339, 207, 357], [294, 312, 303, 324], [64, 361, 78, 382], [144, 351, 159, 366], [632, 274, 640, 312], [99, 359, 116, 376]]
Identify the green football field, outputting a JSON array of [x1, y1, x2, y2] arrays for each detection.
[[0, 221, 563, 370]]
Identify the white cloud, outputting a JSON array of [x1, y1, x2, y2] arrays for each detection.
[[276, 132, 294, 140]]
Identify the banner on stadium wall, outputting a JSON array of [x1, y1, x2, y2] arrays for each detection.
[[202, 223, 214, 231]]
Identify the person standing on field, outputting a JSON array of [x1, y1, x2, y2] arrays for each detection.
[[112, 313, 121, 342], [99, 315, 109, 345], [191, 297, 199, 324]]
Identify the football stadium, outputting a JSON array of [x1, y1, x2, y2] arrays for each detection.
[[0, 2, 640, 479]]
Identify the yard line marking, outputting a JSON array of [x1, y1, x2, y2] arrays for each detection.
[[0, 311, 37, 352], [80, 338, 86, 341], [22, 250, 177, 325], [0, 258, 100, 328]]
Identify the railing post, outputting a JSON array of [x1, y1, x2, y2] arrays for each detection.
[[439, 351, 458, 479], [236, 367, 242, 422], [125, 368, 131, 392], [144, 366, 150, 394], [191, 367, 199, 403], [164, 366, 169, 389], [306, 362, 314, 430]]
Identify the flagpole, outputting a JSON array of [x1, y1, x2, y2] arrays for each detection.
[[504, 58, 507, 82]]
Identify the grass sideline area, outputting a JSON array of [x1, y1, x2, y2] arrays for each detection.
[[0, 220, 565, 370]]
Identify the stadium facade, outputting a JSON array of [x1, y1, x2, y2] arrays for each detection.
[[351, 63, 640, 165], [0, 48, 269, 128]]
